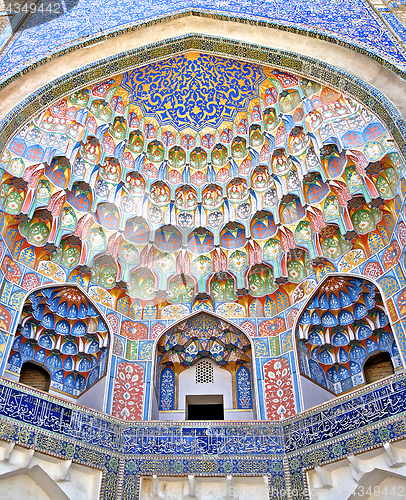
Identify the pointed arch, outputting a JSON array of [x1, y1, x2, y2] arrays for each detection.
[[149, 309, 259, 420]]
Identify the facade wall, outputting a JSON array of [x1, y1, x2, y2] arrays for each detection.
[[0, 5, 406, 498]]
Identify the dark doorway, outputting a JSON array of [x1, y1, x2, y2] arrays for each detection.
[[364, 351, 394, 384], [19, 362, 51, 392], [186, 395, 224, 420], [188, 404, 224, 420]]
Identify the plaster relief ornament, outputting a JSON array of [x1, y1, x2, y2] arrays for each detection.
[[150, 181, 170, 206], [124, 172, 145, 196], [51, 240, 80, 268], [295, 221, 313, 243], [19, 213, 50, 246], [323, 195, 341, 220], [211, 144, 228, 167], [95, 178, 109, 199], [87, 227, 107, 264], [288, 126, 310, 155], [161, 304, 189, 319], [177, 212, 193, 228], [207, 210, 223, 228], [1, 52, 403, 331], [175, 185, 197, 211], [271, 149, 292, 176], [229, 250, 248, 272], [237, 202, 251, 220], [128, 268, 156, 299], [320, 225, 352, 260], [248, 264, 277, 296], [119, 242, 139, 272], [263, 107, 280, 132], [231, 137, 247, 159], [127, 130, 144, 154], [351, 204, 382, 234], [202, 184, 223, 210], [149, 206, 163, 225], [227, 178, 249, 203], [121, 195, 136, 214], [146, 140, 165, 163], [264, 188, 278, 207], [168, 275, 194, 303], [190, 147, 208, 170], [287, 168, 300, 190], [100, 157, 121, 184], [263, 238, 282, 260], [216, 167, 230, 183], [192, 255, 212, 275], [251, 165, 271, 192], [155, 252, 175, 274], [191, 171, 206, 187], [168, 146, 186, 170]]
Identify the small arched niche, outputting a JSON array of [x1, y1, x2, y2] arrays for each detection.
[[364, 351, 394, 384], [19, 361, 51, 393], [295, 274, 402, 410], [5, 284, 111, 411], [152, 311, 257, 421]]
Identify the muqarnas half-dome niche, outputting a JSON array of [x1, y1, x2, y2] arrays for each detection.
[[0, 52, 402, 321], [296, 276, 402, 395], [7, 286, 109, 397]]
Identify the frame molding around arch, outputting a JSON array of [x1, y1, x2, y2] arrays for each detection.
[[1, 32, 406, 159]]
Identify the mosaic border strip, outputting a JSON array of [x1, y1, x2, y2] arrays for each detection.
[[0, 371, 405, 451]]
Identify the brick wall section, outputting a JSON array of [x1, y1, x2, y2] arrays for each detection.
[[19, 362, 51, 392], [364, 352, 394, 384]]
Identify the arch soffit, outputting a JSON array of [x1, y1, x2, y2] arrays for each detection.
[[292, 272, 406, 389], [1, 24, 406, 155], [292, 271, 399, 339], [11, 282, 114, 400]]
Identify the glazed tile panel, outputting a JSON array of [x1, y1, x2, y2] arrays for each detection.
[[283, 376, 406, 453], [0, 375, 406, 499], [0, 383, 123, 450], [122, 424, 284, 455], [0, 379, 284, 455], [1, 0, 406, 84]]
